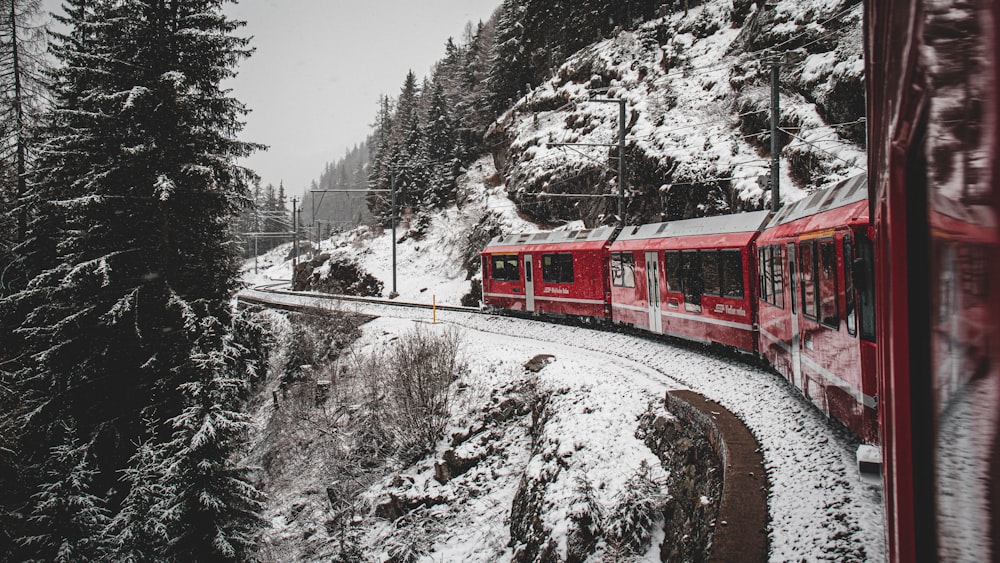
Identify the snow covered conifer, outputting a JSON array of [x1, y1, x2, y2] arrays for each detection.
[[19, 423, 110, 563], [159, 317, 266, 562], [2, 0, 265, 558]]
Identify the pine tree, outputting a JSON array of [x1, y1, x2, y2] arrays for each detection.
[[159, 316, 266, 562], [19, 423, 111, 563], [368, 94, 394, 223], [2, 0, 265, 558], [0, 0, 48, 293], [423, 77, 457, 209], [488, 0, 531, 115], [389, 71, 427, 213], [103, 421, 172, 562]]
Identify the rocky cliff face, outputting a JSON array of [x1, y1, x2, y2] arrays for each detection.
[[486, 0, 866, 227]]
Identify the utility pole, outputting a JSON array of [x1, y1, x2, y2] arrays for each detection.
[[770, 55, 781, 212], [592, 97, 627, 226], [548, 96, 629, 226], [291, 197, 298, 286], [390, 174, 398, 297]]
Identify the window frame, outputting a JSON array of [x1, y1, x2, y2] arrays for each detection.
[[818, 238, 839, 329], [541, 252, 575, 284], [490, 254, 520, 282], [800, 240, 819, 321], [611, 252, 636, 288], [720, 249, 744, 299]]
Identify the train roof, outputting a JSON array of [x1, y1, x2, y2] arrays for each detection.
[[483, 225, 618, 252], [614, 210, 772, 242], [766, 173, 868, 229]]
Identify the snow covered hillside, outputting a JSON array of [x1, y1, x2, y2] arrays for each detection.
[[240, 288, 885, 561], [487, 0, 866, 227], [246, 156, 550, 306]]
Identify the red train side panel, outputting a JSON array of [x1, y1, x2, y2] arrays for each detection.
[[480, 227, 615, 320], [608, 211, 771, 352], [756, 174, 878, 444], [865, 0, 1000, 560]]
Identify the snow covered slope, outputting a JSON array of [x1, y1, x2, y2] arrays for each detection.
[[487, 0, 866, 227]]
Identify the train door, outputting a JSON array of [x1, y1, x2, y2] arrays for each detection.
[[787, 242, 802, 387], [524, 254, 535, 312], [646, 251, 663, 333]]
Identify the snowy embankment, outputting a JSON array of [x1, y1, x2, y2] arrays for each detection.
[[243, 287, 885, 561]]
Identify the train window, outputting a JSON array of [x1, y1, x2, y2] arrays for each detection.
[[721, 250, 744, 298], [682, 251, 703, 313], [959, 245, 988, 299], [800, 240, 818, 320], [611, 252, 636, 288], [665, 251, 682, 292], [758, 248, 769, 302], [772, 246, 784, 308], [843, 236, 857, 336], [542, 253, 574, 284], [702, 251, 721, 295], [856, 234, 876, 342], [490, 254, 520, 281], [819, 239, 839, 329]]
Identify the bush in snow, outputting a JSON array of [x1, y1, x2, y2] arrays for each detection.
[[604, 460, 669, 557], [354, 327, 465, 463]]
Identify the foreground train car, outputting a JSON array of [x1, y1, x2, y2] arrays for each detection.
[[865, 0, 1000, 560], [480, 227, 616, 319], [609, 211, 770, 352], [756, 175, 879, 443]]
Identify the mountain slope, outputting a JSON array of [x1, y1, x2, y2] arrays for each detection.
[[486, 0, 865, 227]]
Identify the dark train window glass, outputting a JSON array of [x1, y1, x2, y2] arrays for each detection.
[[611, 252, 636, 288], [857, 234, 876, 342], [682, 251, 703, 313], [665, 251, 682, 292], [843, 236, 857, 336], [491, 254, 519, 281], [773, 246, 784, 309], [758, 248, 769, 302], [702, 251, 721, 296], [542, 253, 574, 283], [800, 240, 817, 320], [721, 250, 744, 298], [959, 245, 989, 299], [819, 239, 839, 329]]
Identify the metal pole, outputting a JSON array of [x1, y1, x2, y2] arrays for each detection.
[[618, 99, 626, 226], [291, 197, 298, 287], [391, 174, 397, 297], [770, 57, 781, 212]]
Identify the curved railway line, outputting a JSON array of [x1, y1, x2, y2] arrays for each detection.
[[239, 284, 885, 560]]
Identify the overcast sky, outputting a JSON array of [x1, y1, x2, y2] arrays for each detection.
[[41, 0, 501, 197]]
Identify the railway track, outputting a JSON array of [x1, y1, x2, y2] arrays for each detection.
[[239, 283, 479, 316]]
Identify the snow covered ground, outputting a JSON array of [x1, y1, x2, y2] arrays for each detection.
[[243, 288, 885, 561]]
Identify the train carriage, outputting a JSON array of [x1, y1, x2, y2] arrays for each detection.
[[608, 211, 771, 352], [755, 174, 879, 443], [480, 227, 616, 320]]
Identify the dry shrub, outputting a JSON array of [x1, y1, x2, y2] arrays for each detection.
[[353, 326, 465, 463]]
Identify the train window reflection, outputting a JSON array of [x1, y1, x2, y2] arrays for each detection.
[[611, 252, 636, 288], [490, 254, 520, 281]]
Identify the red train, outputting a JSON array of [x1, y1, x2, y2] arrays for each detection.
[[481, 174, 878, 444], [484, 1, 1000, 558]]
